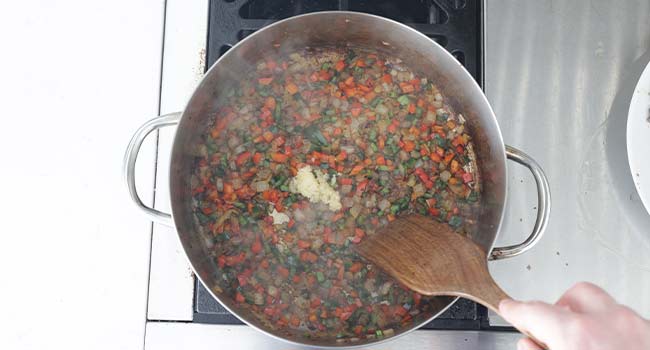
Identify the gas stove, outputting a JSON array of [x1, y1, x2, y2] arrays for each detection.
[[144, 1, 650, 349], [191, 0, 502, 332]]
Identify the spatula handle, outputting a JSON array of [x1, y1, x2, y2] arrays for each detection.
[[464, 277, 549, 350], [462, 273, 510, 315]]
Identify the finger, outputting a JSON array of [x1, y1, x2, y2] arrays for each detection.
[[517, 337, 543, 350], [499, 299, 569, 342], [556, 282, 616, 313]]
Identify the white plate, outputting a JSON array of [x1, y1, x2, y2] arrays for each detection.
[[627, 61, 650, 214]]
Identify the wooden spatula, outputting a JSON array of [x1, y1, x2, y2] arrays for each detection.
[[355, 214, 547, 348]]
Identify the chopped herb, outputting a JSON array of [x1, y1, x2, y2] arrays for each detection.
[[316, 271, 325, 282], [449, 216, 463, 227], [397, 95, 410, 106]]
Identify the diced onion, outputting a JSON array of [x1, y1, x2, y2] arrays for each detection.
[[350, 204, 362, 218], [375, 104, 388, 115], [413, 183, 425, 197], [253, 181, 269, 192]]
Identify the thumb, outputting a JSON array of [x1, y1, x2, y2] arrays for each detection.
[[499, 299, 569, 345]]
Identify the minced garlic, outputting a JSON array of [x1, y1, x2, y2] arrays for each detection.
[[289, 165, 341, 211], [269, 207, 290, 225]]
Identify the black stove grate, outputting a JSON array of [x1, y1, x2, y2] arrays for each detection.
[[194, 280, 486, 329], [195, 0, 492, 331], [207, 0, 482, 84]]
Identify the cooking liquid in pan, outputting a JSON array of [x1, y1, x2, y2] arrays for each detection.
[[190, 48, 481, 343]]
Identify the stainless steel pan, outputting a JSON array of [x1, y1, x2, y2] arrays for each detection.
[[124, 12, 550, 348]]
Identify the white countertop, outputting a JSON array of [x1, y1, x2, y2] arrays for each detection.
[[0, 1, 164, 349]]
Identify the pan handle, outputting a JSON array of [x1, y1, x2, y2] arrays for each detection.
[[490, 145, 551, 260], [123, 112, 181, 226]]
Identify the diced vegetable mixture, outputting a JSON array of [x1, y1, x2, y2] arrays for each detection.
[[191, 48, 480, 343]]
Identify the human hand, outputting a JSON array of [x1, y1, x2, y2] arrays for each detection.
[[499, 282, 650, 350]]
